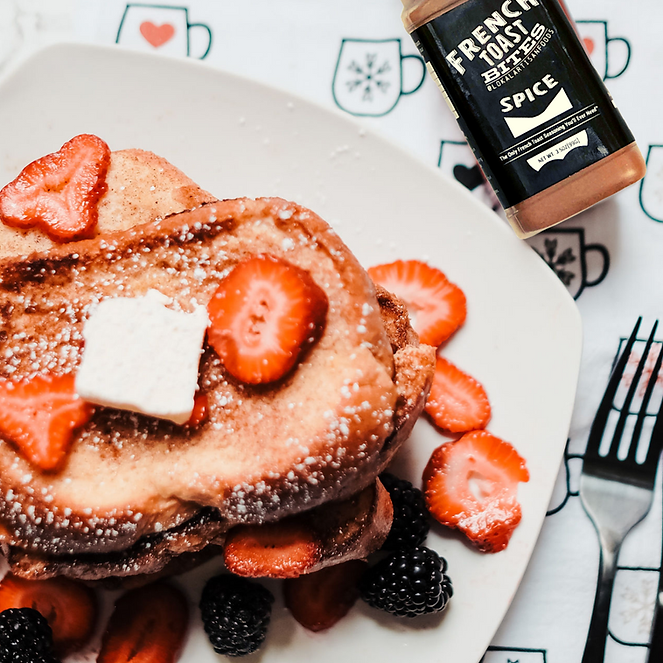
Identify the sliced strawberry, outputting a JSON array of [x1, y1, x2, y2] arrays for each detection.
[[207, 254, 328, 385], [0, 574, 97, 655], [423, 431, 529, 553], [425, 356, 491, 433], [224, 521, 322, 578], [284, 560, 367, 632], [0, 374, 94, 472], [97, 583, 188, 663], [0, 134, 111, 242], [184, 392, 209, 428], [368, 260, 466, 347]]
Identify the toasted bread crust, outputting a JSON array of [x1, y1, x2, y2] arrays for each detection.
[[5, 479, 393, 583], [374, 284, 419, 353], [0, 198, 405, 557], [3, 510, 225, 583], [0, 149, 216, 260], [310, 477, 393, 571]]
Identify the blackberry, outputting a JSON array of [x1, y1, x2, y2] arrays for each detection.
[[360, 546, 453, 618], [200, 574, 274, 657], [380, 473, 430, 550], [0, 608, 60, 663]]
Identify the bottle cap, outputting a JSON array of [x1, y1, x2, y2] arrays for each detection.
[[400, 0, 446, 33]]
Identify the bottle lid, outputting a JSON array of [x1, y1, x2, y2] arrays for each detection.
[[400, 0, 451, 33]]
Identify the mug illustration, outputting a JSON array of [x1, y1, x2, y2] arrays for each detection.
[[576, 20, 631, 81], [332, 39, 425, 117], [527, 227, 609, 299], [116, 4, 212, 59], [438, 140, 500, 211], [546, 447, 583, 516], [639, 144, 663, 223], [609, 568, 658, 647], [481, 647, 546, 663]]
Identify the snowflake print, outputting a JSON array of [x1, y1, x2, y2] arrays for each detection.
[[534, 238, 577, 286], [346, 53, 392, 102], [619, 574, 657, 636]]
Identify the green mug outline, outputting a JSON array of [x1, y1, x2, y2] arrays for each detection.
[[332, 38, 425, 117], [116, 3, 213, 59], [576, 19, 631, 81], [530, 227, 609, 299], [482, 646, 547, 662], [639, 144, 663, 223], [437, 139, 502, 211]]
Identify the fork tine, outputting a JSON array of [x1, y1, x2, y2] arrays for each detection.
[[585, 317, 641, 458], [627, 324, 662, 464], [608, 321, 658, 458], [645, 348, 663, 466]]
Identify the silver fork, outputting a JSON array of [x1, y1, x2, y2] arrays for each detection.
[[580, 318, 663, 663]]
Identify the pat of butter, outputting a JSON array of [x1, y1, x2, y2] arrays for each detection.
[[76, 290, 209, 424]]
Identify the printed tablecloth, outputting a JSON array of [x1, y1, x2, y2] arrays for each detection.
[[1, 1, 662, 661]]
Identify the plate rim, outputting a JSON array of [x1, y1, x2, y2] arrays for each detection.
[[0, 41, 584, 663]]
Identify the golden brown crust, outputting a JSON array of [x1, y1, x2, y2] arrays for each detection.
[[373, 285, 436, 466], [0, 199, 400, 556], [6, 479, 393, 583], [4, 510, 225, 583], [310, 478, 393, 571], [374, 284, 419, 353]]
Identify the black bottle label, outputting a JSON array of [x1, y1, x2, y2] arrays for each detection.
[[411, 0, 634, 208]]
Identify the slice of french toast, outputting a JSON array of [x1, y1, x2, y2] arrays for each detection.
[[0, 197, 435, 571], [2, 282, 431, 582], [6, 478, 394, 584], [0, 148, 216, 260]]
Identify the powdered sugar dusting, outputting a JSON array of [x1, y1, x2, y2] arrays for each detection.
[[0, 199, 399, 557]]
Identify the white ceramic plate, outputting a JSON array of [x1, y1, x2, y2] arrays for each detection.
[[0, 44, 581, 663]]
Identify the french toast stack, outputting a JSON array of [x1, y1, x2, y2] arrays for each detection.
[[0, 137, 435, 583]]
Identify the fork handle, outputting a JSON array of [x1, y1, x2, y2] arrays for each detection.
[[582, 545, 619, 663]]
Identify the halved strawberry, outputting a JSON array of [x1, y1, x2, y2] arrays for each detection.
[[0, 374, 94, 472], [423, 431, 529, 553], [97, 583, 188, 663], [0, 574, 97, 655], [0, 134, 111, 242], [184, 392, 209, 428], [284, 560, 367, 632], [425, 356, 491, 433], [224, 521, 322, 578], [367, 260, 466, 347], [207, 254, 328, 385]]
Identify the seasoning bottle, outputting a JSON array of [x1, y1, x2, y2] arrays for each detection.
[[401, 0, 646, 238]]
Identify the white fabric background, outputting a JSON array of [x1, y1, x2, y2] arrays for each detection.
[[1, 1, 662, 661]]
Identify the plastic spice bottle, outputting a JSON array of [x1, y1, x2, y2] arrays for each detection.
[[401, 0, 646, 238]]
